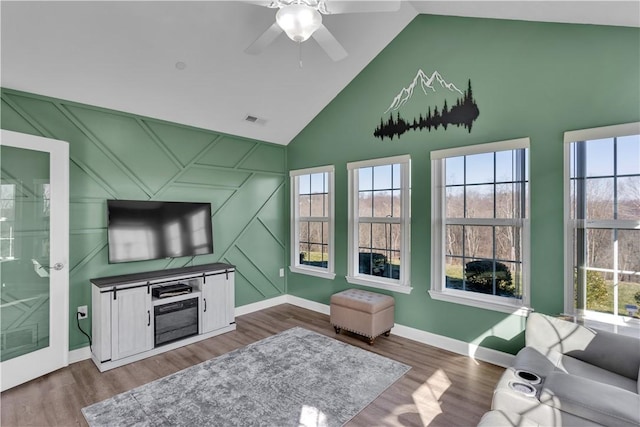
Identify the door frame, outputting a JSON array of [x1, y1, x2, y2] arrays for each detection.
[[1, 129, 69, 391]]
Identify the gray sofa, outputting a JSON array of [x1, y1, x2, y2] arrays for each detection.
[[479, 312, 640, 426]]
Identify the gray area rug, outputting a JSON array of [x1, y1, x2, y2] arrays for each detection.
[[82, 327, 410, 426]]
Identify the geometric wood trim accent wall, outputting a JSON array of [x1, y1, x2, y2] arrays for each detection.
[[1, 88, 287, 351]]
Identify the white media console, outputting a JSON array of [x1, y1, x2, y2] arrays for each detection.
[[90, 262, 235, 372]]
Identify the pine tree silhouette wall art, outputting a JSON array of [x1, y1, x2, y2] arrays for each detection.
[[373, 69, 480, 141]]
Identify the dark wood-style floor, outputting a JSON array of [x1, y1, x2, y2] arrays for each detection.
[[1, 304, 504, 426]]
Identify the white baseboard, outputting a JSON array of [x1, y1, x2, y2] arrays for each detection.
[[286, 295, 331, 315], [68, 346, 91, 364], [390, 324, 515, 368], [68, 293, 514, 368], [235, 295, 288, 317]]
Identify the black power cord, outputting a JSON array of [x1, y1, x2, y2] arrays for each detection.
[[76, 312, 92, 352]]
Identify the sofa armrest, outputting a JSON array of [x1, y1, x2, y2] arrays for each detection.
[[526, 313, 640, 380], [540, 372, 640, 427]]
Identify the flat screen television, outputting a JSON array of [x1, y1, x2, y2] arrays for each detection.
[[107, 199, 213, 263]]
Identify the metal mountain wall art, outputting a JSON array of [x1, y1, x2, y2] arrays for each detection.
[[373, 69, 479, 141]]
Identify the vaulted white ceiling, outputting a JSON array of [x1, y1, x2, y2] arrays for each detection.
[[2, 1, 638, 145]]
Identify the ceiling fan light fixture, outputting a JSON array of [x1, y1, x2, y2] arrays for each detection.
[[276, 4, 322, 43]]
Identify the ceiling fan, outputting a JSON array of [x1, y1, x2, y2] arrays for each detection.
[[245, 0, 401, 61]]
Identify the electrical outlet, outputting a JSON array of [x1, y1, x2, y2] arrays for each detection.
[[279, 268, 285, 277], [77, 305, 88, 319]]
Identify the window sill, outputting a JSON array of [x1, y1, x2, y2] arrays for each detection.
[[345, 276, 413, 294], [289, 266, 336, 280], [574, 311, 640, 338], [428, 289, 531, 316]]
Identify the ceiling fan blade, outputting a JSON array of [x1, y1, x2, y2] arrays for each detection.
[[243, 1, 277, 7], [311, 24, 347, 61], [322, 0, 401, 14], [245, 22, 283, 55]]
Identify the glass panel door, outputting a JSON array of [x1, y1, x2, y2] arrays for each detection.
[[0, 130, 69, 391], [1, 146, 51, 361]]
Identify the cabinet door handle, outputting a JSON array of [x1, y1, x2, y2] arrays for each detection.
[[203, 298, 207, 312], [147, 310, 151, 326]]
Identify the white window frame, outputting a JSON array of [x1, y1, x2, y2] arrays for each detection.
[[563, 122, 640, 329], [346, 155, 412, 294], [429, 138, 531, 316], [289, 165, 336, 280]]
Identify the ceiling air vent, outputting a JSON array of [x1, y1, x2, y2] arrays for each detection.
[[244, 115, 267, 125]]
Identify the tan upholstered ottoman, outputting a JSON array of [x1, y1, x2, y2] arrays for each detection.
[[330, 289, 395, 345]]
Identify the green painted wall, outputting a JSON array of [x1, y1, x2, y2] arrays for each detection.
[[287, 15, 640, 354], [1, 89, 288, 351]]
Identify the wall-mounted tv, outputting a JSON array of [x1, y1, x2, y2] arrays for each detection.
[[107, 199, 213, 263]]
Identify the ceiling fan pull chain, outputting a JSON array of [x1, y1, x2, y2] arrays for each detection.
[[299, 42, 303, 68]]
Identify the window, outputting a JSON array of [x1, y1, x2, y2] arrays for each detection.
[[430, 139, 530, 315], [564, 123, 640, 326], [290, 166, 335, 280], [346, 155, 411, 294]]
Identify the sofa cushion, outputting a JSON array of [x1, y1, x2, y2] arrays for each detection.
[[478, 410, 540, 427], [560, 355, 637, 392], [540, 372, 640, 427]]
